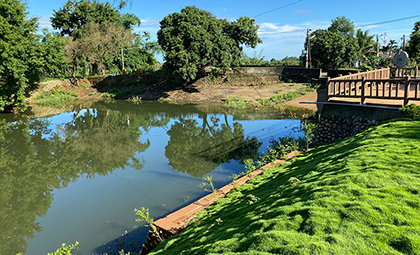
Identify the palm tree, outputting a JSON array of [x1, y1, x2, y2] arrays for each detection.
[[356, 29, 376, 65]]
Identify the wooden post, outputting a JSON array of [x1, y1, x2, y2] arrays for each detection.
[[361, 77, 366, 104], [327, 77, 331, 100], [404, 77, 410, 106], [415, 65, 418, 78]]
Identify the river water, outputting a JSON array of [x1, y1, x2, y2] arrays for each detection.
[[0, 101, 310, 255]]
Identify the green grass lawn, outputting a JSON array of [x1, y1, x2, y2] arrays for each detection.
[[149, 119, 420, 255]]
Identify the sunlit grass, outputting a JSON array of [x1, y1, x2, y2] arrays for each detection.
[[33, 89, 78, 107], [149, 119, 420, 254]]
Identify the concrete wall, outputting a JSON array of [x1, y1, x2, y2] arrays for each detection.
[[230, 66, 322, 80], [327, 69, 359, 79]]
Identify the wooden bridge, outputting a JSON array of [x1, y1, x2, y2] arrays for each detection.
[[327, 66, 420, 107]]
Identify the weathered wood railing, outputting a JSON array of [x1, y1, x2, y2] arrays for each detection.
[[330, 67, 390, 80], [327, 77, 420, 106], [390, 66, 419, 78]]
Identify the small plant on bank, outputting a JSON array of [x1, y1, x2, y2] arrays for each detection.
[[400, 104, 420, 119], [244, 158, 257, 181], [134, 207, 162, 241], [301, 115, 317, 149], [215, 218, 223, 225], [231, 174, 239, 191], [201, 176, 218, 198], [247, 194, 260, 204], [47, 242, 79, 255]]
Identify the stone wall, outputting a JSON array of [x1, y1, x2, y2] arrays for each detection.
[[315, 115, 380, 144], [230, 66, 321, 81], [314, 104, 401, 145]]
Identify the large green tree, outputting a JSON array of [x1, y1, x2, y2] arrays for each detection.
[[309, 17, 357, 70], [77, 21, 135, 75], [407, 21, 420, 62], [0, 0, 67, 111], [50, 0, 140, 38], [157, 6, 262, 83]]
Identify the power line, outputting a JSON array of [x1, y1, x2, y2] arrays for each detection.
[[356, 14, 420, 28], [253, 0, 303, 18], [258, 14, 420, 36]]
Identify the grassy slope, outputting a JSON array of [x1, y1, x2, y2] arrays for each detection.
[[150, 119, 420, 255]]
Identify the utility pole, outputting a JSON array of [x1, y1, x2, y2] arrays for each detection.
[[306, 29, 310, 68], [376, 34, 379, 57], [121, 48, 125, 70], [402, 34, 406, 50], [308, 29, 312, 69]]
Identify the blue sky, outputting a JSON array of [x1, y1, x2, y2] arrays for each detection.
[[26, 0, 420, 62]]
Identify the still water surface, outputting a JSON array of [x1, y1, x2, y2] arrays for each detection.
[[0, 101, 309, 255]]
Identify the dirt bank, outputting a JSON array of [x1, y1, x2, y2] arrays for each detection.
[[28, 75, 325, 112]]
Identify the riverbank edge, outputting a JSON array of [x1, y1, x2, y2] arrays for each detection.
[[140, 146, 309, 254]]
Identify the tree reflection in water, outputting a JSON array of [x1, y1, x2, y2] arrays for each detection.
[[165, 113, 262, 177], [0, 109, 170, 255]]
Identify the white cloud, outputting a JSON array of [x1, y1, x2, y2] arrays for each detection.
[[258, 22, 305, 35], [37, 15, 53, 31], [140, 18, 161, 28], [294, 10, 313, 14]]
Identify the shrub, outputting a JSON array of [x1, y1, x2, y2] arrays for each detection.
[[400, 104, 420, 119]]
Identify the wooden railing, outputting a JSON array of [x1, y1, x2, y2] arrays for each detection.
[[390, 66, 419, 78], [327, 77, 420, 106], [330, 67, 390, 80]]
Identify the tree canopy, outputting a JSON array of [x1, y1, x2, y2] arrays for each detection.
[[50, 0, 140, 38], [0, 0, 68, 111], [309, 17, 364, 70], [328, 16, 355, 37], [157, 6, 262, 83], [407, 21, 420, 62]]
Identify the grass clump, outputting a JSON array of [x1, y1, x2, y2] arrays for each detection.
[[33, 89, 78, 107], [149, 119, 420, 255], [257, 85, 318, 106], [224, 97, 248, 109]]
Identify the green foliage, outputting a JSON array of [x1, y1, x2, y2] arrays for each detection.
[[157, 6, 262, 83], [134, 207, 162, 241], [355, 28, 376, 65], [310, 29, 357, 69], [328, 16, 355, 37], [0, 0, 67, 111], [257, 85, 318, 106], [400, 104, 420, 119], [33, 89, 78, 107], [407, 21, 420, 62], [47, 242, 79, 255], [50, 0, 134, 38], [224, 97, 248, 109], [301, 116, 317, 149], [309, 16, 362, 70], [111, 32, 161, 72], [201, 176, 218, 197], [78, 21, 135, 75], [149, 119, 420, 255]]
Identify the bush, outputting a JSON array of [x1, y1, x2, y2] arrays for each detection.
[[400, 104, 420, 119]]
